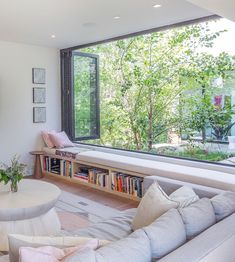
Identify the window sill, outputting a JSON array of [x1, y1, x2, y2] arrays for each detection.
[[74, 142, 235, 175]]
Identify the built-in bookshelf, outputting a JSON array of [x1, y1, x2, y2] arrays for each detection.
[[111, 172, 143, 198], [43, 156, 72, 177], [42, 154, 144, 201], [73, 164, 109, 188]]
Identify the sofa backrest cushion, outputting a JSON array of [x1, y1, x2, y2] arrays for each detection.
[[143, 175, 224, 198], [169, 186, 199, 207], [143, 209, 186, 260], [211, 191, 235, 222], [132, 182, 178, 230], [95, 229, 151, 262], [178, 198, 216, 239], [158, 213, 235, 262]]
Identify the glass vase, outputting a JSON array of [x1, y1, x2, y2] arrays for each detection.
[[10, 181, 18, 193]]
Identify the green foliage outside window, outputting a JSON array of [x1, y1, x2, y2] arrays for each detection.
[[74, 19, 235, 163]]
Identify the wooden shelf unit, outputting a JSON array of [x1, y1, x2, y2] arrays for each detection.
[[42, 154, 145, 202]]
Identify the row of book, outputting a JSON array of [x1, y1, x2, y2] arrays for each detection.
[[111, 173, 143, 198], [43, 157, 143, 197], [73, 167, 109, 188], [43, 157, 72, 177]]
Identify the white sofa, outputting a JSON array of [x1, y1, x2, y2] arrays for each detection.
[[68, 175, 235, 261], [1, 175, 235, 262]]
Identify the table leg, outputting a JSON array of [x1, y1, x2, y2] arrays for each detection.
[[34, 155, 43, 179]]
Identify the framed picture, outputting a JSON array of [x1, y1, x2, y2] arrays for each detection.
[[33, 87, 46, 103], [33, 107, 46, 123], [32, 68, 46, 84]]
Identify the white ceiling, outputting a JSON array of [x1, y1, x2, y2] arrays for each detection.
[[187, 0, 235, 22], [0, 0, 212, 49]]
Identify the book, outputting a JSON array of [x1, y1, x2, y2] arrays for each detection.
[[111, 172, 143, 197]]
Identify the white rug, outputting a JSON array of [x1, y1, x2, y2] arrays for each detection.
[[56, 191, 120, 224]]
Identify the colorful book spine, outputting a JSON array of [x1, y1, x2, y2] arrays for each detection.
[[111, 172, 143, 198]]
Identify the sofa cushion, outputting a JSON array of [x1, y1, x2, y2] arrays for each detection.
[[143, 209, 186, 259], [169, 186, 199, 207], [178, 198, 216, 239], [68, 209, 136, 241], [211, 191, 235, 222], [158, 213, 235, 262], [143, 175, 224, 198], [132, 183, 178, 230], [8, 235, 108, 262], [96, 229, 151, 262]]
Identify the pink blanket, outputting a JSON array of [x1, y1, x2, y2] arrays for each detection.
[[19, 239, 99, 262]]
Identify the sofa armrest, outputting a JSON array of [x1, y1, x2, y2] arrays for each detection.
[[158, 213, 235, 262]]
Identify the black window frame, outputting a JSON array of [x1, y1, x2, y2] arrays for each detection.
[[61, 50, 100, 141]]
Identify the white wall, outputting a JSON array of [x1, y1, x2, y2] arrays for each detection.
[[0, 41, 61, 173]]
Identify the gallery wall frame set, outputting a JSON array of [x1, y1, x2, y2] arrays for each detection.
[[33, 107, 46, 123], [32, 68, 46, 84], [33, 87, 46, 103], [32, 68, 46, 123]]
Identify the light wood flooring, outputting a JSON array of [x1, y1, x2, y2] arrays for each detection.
[[31, 176, 138, 230], [41, 176, 138, 211]]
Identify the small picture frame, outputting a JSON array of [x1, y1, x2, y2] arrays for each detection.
[[33, 87, 46, 103], [32, 68, 46, 84], [33, 107, 46, 123]]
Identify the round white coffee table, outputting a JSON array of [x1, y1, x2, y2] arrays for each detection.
[[0, 179, 61, 251]]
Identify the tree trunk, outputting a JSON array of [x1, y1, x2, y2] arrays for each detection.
[[129, 117, 141, 150], [148, 94, 153, 151]]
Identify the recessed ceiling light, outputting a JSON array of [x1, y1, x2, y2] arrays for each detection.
[[51, 34, 56, 38], [113, 16, 121, 20], [153, 4, 162, 8]]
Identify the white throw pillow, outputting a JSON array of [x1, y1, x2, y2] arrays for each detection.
[[170, 186, 199, 208], [132, 182, 178, 230]]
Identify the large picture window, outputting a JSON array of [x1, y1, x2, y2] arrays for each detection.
[[61, 17, 235, 167]]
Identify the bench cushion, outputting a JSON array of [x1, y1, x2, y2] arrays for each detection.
[[77, 151, 235, 192]]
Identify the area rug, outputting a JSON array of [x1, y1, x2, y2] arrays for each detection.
[[55, 191, 120, 230], [0, 191, 120, 258]]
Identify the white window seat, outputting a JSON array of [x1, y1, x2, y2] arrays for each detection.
[[43, 147, 235, 192]]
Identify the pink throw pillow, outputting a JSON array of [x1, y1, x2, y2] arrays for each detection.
[[49, 131, 74, 149], [41, 130, 57, 148], [19, 239, 99, 262]]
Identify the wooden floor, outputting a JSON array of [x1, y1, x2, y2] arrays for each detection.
[[40, 176, 138, 211]]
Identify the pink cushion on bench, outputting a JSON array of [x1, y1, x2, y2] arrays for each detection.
[[42, 130, 56, 148], [49, 131, 74, 149]]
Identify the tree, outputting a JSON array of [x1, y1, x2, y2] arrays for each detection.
[[76, 19, 235, 151], [179, 52, 235, 142]]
